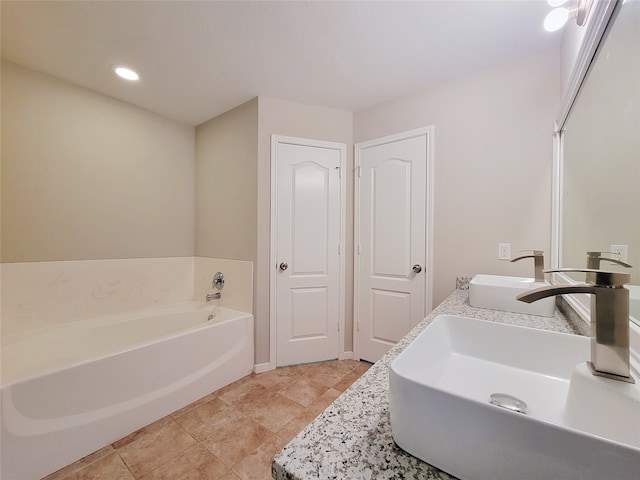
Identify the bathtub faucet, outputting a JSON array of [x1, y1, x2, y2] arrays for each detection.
[[206, 271, 225, 302], [517, 268, 635, 384], [206, 292, 221, 302]]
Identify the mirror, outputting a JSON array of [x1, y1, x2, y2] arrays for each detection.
[[559, 0, 640, 324]]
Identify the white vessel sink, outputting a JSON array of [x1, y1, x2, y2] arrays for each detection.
[[389, 315, 640, 480], [469, 274, 555, 317]]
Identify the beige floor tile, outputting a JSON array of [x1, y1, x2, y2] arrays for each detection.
[[200, 409, 272, 467], [232, 436, 278, 480], [252, 366, 301, 391], [216, 374, 261, 405], [138, 444, 230, 480], [217, 471, 243, 480], [278, 376, 330, 407], [329, 359, 361, 375], [111, 417, 173, 450], [227, 382, 272, 406], [170, 391, 219, 420], [332, 370, 362, 392], [117, 418, 196, 478], [65, 452, 134, 480], [353, 360, 372, 375], [307, 388, 342, 416], [275, 408, 322, 445], [302, 362, 348, 388], [234, 388, 306, 432], [42, 446, 116, 480], [173, 396, 231, 440], [285, 361, 321, 376], [273, 435, 289, 452]]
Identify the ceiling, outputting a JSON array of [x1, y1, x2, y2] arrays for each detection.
[[1, 1, 561, 126]]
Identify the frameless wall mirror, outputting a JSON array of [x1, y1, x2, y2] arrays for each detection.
[[558, 0, 640, 325]]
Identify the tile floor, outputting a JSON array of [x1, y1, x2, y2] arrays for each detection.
[[43, 359, 371, 480]]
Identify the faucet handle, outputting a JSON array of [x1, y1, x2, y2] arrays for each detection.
[[544, 268, 631, 287], [212, 272, 225, 290]]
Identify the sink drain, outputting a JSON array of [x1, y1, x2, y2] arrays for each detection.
[[490, 393, 527, 413]]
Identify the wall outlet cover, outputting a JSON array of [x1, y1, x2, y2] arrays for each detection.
[[610, 244, 629, 263], [498, 243, 511, 261]]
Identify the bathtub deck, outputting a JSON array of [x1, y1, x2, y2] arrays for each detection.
[[41, 359, 370, 480]]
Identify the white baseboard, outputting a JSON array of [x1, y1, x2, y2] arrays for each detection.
[[255, 353, 357, 373], [253, 362, 275, 374]]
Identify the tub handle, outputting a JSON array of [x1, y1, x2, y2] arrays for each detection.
[[279, 262, 288, 271], [212, 272, 225, 290]]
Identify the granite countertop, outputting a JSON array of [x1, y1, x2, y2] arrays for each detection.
[[271, 285, 589, 480]]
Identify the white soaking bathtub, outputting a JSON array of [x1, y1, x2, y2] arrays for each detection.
[[1, 303, 254, 480]]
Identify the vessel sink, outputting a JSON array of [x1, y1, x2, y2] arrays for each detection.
[[389, 315, 640, 480], [469, 274, 555, 317]]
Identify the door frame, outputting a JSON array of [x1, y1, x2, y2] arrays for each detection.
[[269, 135, 347, 369], [353, 126, 434, 360]]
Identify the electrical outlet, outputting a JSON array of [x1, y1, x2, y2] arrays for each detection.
[[498, 243, 511, 260], [610, 244, 628, 263]]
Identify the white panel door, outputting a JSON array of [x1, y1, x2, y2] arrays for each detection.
[[356, 130, 430, 363], [274, 139, 344, 366]]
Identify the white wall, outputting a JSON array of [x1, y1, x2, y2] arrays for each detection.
[[195, 99, 258, 261], [355, 50, 562, 307], [1, 61, 195, 262]]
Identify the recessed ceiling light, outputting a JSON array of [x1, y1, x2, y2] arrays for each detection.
[[114, 66, 140, 81]]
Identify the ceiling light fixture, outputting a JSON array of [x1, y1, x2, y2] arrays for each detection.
[[544, 7, 570, 31], [543, 0, 594, 32], [114, 66, 140, 81]]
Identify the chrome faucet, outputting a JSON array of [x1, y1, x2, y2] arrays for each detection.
[[510, 250, 545, 283], [206, 271, 225, 302], [206, 291, 221, 302], [517, 269, 635, 383], [586, 251, 632, 269]]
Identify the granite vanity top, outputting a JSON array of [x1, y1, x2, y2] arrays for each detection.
[[271, 286, 589, 480]]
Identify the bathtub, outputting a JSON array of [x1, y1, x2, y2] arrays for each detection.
[[1, 303, 254, 480]]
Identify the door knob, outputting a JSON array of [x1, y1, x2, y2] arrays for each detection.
[[279, 262, 288, 271], [412, 264, 422, 274]]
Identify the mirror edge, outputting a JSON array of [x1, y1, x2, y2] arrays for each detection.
[[551, 0, 618, 296], [551, 0, 640, 372], [554, 0, 618, 130]]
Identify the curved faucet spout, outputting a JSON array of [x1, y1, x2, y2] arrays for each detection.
[[510, 250, 545, 283], [586, 251, 633, 269], [510, 254, 534, 262], [516, 284, 595, 303]]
